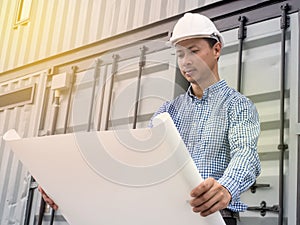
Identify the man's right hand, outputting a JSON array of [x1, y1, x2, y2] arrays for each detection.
[[38, 185, 59, 210]]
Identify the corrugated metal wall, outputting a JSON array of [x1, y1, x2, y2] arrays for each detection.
[[0, 70, 49, 225], [219, 15, 292, 224], [0, 0, 222, 73], [0, 38, 188, 225], [1, 1, 299, 225], [0, 1, 220, 224]]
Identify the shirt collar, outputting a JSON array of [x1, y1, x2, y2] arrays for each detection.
[[187, 79, 227, 100]]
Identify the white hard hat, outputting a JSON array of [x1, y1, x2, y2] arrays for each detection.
[[169, 13, 225, 47]]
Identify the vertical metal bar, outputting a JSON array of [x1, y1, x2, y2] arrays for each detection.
[[49, 91, 61, 225], [64, 66, 77, 134], [49, 209, 55, 225], [37, 198, 46, 225], [298, 135, 300, 225], [133, 46, 146, 129], [297, 11, 300, 225], [23, 177, 37, 225], [50, 93, 60, 135], [97, 65, 108, 131], [237, 16, 247, 93], [87, 59, 101, 132], [105, 54, 119, 131], [48, 91, 61, 225], [49, 67, 77, 225], [37, 90, 61, 225], [278, 3, 289, 225]]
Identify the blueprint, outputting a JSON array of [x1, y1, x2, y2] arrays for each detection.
[[3, 112, 225, 225]]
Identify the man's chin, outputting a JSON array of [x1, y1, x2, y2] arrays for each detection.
[[184, 74, 196, 82], [186, 77, 200, 85]]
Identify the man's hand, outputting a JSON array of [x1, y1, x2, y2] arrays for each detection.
[[38, 185, 59, 210], [190, 177, 231, 217]]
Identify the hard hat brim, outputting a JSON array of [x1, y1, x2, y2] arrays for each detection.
[[168, 34, 224, 47]]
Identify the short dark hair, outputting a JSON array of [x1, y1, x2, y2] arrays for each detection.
[[203, 38, 218, 48], [203, 38, 221, 60]]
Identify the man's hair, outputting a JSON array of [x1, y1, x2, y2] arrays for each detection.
[[203, 38, 218, 48], [203, 38, 221, 61]]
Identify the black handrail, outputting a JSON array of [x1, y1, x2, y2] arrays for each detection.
[[237, 16, 247, 93], [277, 3, 290, 225]]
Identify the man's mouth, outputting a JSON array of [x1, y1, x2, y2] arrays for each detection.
[[184, 69, 195, 76]]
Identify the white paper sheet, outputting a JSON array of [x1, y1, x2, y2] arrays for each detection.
[[3, 112, 225, 225]]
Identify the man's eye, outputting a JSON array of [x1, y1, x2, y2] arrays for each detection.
[[191, 49, 199, 54], [177, 53, 184, 58]]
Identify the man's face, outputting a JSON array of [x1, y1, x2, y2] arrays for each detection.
[[175, 38, 221, 87]]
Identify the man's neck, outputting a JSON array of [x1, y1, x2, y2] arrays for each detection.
[[191, 78, 220, 99], [191, 84, 204, 99]]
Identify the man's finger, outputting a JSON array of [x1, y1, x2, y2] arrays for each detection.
[[190, 177, 214, 197]]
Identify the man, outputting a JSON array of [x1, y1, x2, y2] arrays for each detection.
[[149, 13, 261, 225], [40, 13, 260, 225]]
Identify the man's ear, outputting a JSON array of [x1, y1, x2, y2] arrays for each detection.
[[213, 42, 222, 60]]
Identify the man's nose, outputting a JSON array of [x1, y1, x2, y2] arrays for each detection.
[[181, 53, 192, 66]]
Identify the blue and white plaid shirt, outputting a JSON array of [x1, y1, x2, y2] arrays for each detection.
[[150, 79, 261, 212]]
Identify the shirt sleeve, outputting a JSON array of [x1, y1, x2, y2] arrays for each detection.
[[148, 101, 170, 128], [218, 97, 261, 206]]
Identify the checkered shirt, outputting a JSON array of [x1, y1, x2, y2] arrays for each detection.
[[150, 79, 261, 212]]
